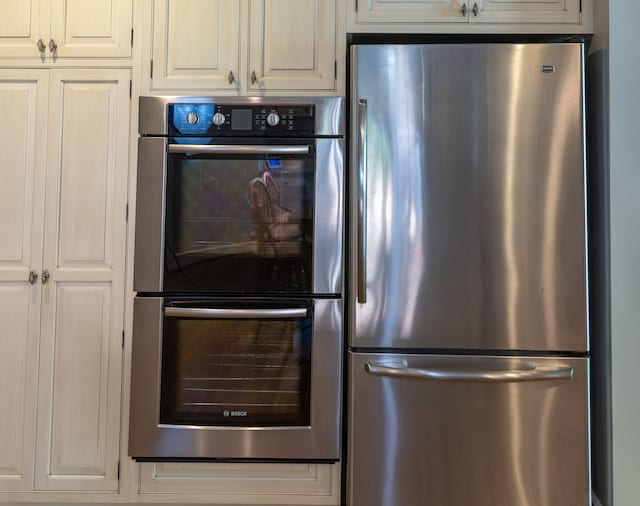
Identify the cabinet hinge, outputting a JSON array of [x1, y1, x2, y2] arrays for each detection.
[[150, 60, 154, 79], [125, 203, 129, 222], [355, 0, 358, 12], [129, 80, 132, 98], [579, 0, 582, 12], [122, 330, 125, 349], [334, 60, 337, 80], [131, 29, 134, 48], [117, 460, 121, 480]]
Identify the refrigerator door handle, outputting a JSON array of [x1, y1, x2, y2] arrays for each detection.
[[364, 362, 574, 382], [356, 98, 368, 303]]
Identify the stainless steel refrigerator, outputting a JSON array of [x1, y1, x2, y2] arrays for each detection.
[[347, 43, 590, 506]]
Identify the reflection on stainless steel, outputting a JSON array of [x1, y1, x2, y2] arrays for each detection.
[[348, 353, 590, 506], [350, 43, 587, 352], [348, 42, 590, 506]]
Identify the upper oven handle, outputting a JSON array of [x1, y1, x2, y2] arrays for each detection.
[[164, 307, 308, 319], [168, 144, 311, 156]]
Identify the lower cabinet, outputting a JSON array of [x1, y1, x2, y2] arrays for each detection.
[[134, 461, 341, 505], [0, 67, 130, 494]]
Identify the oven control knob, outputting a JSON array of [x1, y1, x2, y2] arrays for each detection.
[[266, 112, 280, 127], [186, 112, 199, 125], [212, 112, 226, 126]]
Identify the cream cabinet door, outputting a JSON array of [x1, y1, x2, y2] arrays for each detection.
[[247, 0, 337, 91], [469, 0, 582, 24], [0, 0, 49, 58], [137, 461, 341, 504], [151, 0, 241, 91], [49, 0, 133, 57], [353, 0, 465, 24], [34, 68, 129, 492], [0, 69, 49, 492]]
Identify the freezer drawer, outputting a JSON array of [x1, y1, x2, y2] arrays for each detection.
[[347, 352, 590, 506]]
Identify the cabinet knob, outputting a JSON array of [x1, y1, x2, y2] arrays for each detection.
[[250, 71, 258, 85], [28, 270, 38, 285], [41, 270, 50, 285], [461, 3, 467, 16], [228, 71, 235, 85], [472, 2, 479, 16], [36, 39, 46, 53], [48, 38, 57, 53]]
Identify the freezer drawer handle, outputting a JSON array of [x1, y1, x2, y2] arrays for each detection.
[[168, 144, 311, 156], [364, 362, 574, 383], [165, 307, 308, 319]]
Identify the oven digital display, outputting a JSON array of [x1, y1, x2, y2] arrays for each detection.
[[231, 109, 252, 130]]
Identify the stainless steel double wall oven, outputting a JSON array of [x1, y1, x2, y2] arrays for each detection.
[[129, 97, 344, 461]]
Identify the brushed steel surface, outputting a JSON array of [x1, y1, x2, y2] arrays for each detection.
[[138, 96, 344, 137], [348, 351, 590, 506], [129, 297, 343, 460], [133, 137, 166, 293], [350, 43, 587, 352]]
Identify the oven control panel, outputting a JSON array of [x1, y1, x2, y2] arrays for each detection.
[[169, 103, 315, 136]]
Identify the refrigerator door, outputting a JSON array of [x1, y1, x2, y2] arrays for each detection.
[[350, 43, 587, 352], [347, 352, 590, 506]]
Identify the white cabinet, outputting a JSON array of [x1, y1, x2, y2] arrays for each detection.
[[349, 0, 590, 31], [0, 68, 130, 493], [0, 0, 133, 59], [149, 0, 337, 93], [135, 461, 341, 504]]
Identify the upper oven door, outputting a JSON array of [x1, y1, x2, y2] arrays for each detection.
[[134, 137, 343, 295]]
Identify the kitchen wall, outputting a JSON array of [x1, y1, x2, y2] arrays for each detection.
[[608, 1, 640, 504]]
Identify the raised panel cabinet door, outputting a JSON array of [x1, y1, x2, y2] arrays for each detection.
[[49, 0, 133, 57], [354, 0, 464, 24], [0, 69, 49, 491], [35, 68, 130, 492], [470, 0, 582, 24], [151, 0, 241, 91], [0, 0, 49, 58], [248, 0, 336, 91]]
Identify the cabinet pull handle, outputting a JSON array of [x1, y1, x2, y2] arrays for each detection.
[[228, 71, 235, 85], [472, 2, 479, 16], [250, 70, 258, 85], [36, 39, 46, 53], [28, 270, 38, 285], [461, 3, 467, 16], [48, 39, 57, 52], [41, 270, 50, 284]]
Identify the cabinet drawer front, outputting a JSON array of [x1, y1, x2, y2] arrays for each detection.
[[348, 352, 590, 506]]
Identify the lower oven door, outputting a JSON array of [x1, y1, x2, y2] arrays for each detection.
[[129, 297, 342, 461]]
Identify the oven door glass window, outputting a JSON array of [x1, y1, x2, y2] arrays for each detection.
[[164, 143, 314, 294], [159, 300, 312, 427]]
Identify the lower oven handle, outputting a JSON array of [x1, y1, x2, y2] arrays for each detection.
[[364, 362, 575, 382], [164, 307, 308, 319], [168, 144, 311, 156]]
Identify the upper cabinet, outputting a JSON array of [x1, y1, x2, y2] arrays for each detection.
[[349, 0, 592, 32], [148, 0, 338, 94], [0, 0, 133, 60]]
